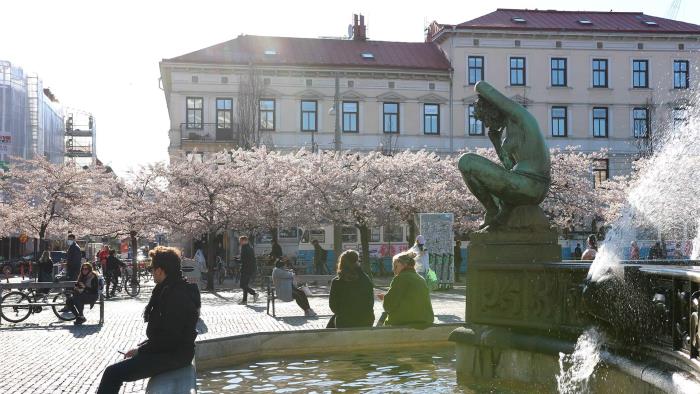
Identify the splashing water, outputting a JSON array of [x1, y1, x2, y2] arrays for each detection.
[[557, 327, 606, 394]]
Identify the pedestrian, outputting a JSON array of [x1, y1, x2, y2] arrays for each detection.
[[630, 241, 640, 260], [311, 239, 328, 275], [96, 246, 199, 394], [270, 239, 283, 262], [105, 249, 126, 299], [66, 262, 99, 325], [37, 250, 54, 295], [573, 243, 582, 259], [194, 243, 207, 288], [65, 234, 82, 281], [272, 258, 316, 316], [674, 242, 684, 259], [327, 250, 374, 328], [648, 241, 662, 260], [409, 235, 429, 280], [97, 245, 109, 273], [453, 240, 463, 282], [376, 251, 433, 327], [238, 235, 258, 305], [581, 235, 597, 260]]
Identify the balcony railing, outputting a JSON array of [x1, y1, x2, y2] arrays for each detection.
[[180, 123, 234, 142]]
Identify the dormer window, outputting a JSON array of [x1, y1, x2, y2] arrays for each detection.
[[361, 52, 375, 60], [578, 19, 593, 25], [264, 49, 277, 55], [511, 17, 526, 23], [643, 21, 658, 26]]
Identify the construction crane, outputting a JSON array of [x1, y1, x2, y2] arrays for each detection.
[[667, 0, 682, 19]]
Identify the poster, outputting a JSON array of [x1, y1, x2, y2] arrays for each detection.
[[416, 213, 454, 289]]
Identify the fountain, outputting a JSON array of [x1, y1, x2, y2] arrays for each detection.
[[450, 81, 700, 392]]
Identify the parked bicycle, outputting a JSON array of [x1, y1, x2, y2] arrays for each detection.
[[0, 286, 76, 323], [107, 267, 141, 298]]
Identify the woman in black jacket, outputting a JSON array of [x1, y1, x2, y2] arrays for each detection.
[[66, 262, 99, 325], [327, 250, 375, 328]]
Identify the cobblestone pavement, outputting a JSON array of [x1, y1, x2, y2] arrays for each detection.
[[0, 277, 466, 393]]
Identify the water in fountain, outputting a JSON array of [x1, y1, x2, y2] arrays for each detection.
[[556, 327, 606, 394]]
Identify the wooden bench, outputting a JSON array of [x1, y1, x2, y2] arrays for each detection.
[[0, 281, 104, 325], [266, 274, 334, 317]]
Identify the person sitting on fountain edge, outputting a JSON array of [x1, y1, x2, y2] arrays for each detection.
[[377, 251, 433, 328], [327, 250, 374, 328], [97, 246, 199, 394]]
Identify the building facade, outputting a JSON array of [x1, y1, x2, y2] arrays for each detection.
[[0, 60, 65, 168], [161, 10, 700, 181]]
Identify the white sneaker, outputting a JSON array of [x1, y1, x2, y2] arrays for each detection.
[[305, 308, 317, 317], [253, 293, 259, 303]]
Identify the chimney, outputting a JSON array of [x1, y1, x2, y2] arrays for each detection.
[[353, 13, 367, 41]]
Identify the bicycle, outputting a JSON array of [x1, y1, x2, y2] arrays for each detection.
[[106, 268, 141, 298], [0, 286, 76, 323]]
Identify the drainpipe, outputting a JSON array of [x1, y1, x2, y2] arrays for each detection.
[[449, 26, 456, 154]]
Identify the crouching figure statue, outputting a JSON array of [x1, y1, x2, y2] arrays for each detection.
[[458, 81, 551, 231]]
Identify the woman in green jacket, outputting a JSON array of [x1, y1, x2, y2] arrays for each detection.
[[378, 251, 434, 327], [327, 250, 375, 328]]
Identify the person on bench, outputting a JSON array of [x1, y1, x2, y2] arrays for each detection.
[[272, 259, 316, 317], [66, 262, 99, 325], [96, 246, 199, 394], [376, 251, 434, 328], [327, 250, 374, 328]]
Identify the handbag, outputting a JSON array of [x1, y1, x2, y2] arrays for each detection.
[[426, 269, 439, 291]]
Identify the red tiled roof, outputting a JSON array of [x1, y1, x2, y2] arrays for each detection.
[[163, 35, 451, 72], [454, 9, 700, 34]]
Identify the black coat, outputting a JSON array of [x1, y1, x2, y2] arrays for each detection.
[[240, 244, 256, 276], [139, 278, 198, 356], [106, 255, 125, 275], [66, 243, 82, 270], [329, 272, 375, 328]]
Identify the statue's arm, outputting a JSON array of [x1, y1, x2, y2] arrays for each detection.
[[475, 81, 526, 119], [488, 130, 514, 170]]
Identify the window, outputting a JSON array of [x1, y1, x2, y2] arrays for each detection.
[[468, 56, 484, 85], [342, 101, 358, 133], [216, 98, 232, 130], [632, 60, 649, 88], [370, 227, 381, 243], [383, 224, 403, 243], [259, 99, 275, 131], [301, 229, 326, 244], [551, 58, 567, 86], [423, 104, 439, 134], [186, 97, 203, 129], [383, 102, 399, 133], [673, 107, 688, 132], [593, 159, 609, 188], [551, 106, 567, 137], [341, 226, 358, 243], [510, 57, 526, 86], [633, 107, 649, 138], [301, 100, 317, 131], [467, 104, 484, 136], [592, 59, 608, 88], [674, 60, 689, 89], [592, 107, 608, 137]]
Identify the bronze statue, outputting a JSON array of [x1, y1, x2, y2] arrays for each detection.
[[459, 81, 551, 230]]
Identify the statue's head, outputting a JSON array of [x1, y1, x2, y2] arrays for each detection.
[[474, 95, 507, 132]]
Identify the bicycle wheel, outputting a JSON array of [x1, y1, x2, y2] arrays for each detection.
[[124, 277, 141, 297], [52, 292, 77, 321], [0, 291, 31, 323]]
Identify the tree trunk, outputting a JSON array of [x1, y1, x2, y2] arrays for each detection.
[[407, 216, 417, 245], [358, 224, 372, 278], [271, 227, 278, 243], [130, 231, 138, 283], [206, 230, 216, 291], [333, 223, 343, 272]]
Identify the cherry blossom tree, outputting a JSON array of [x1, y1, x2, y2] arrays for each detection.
[[0, 156, 108, 254]]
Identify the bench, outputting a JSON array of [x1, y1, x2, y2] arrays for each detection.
[[0, 281, 104, 325], [266, 274, 334, 317]]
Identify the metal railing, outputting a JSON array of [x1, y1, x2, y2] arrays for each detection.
[[180, 123, 234, 142]]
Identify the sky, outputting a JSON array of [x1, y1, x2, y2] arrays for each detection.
[[1, 0, 698, 175]]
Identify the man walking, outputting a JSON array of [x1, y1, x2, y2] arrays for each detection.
[[238, 236, 258, 305], [97, 246, 199, 394], [311, 239, 328, 275], [66, 234, 82, 281]]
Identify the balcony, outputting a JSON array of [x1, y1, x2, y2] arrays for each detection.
[[180, 123, 234, 143]]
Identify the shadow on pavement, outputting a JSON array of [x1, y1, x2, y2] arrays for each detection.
[[434, 314, 462, 323], [197, 317, 209, 334], [68, 324, 102, 338]]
